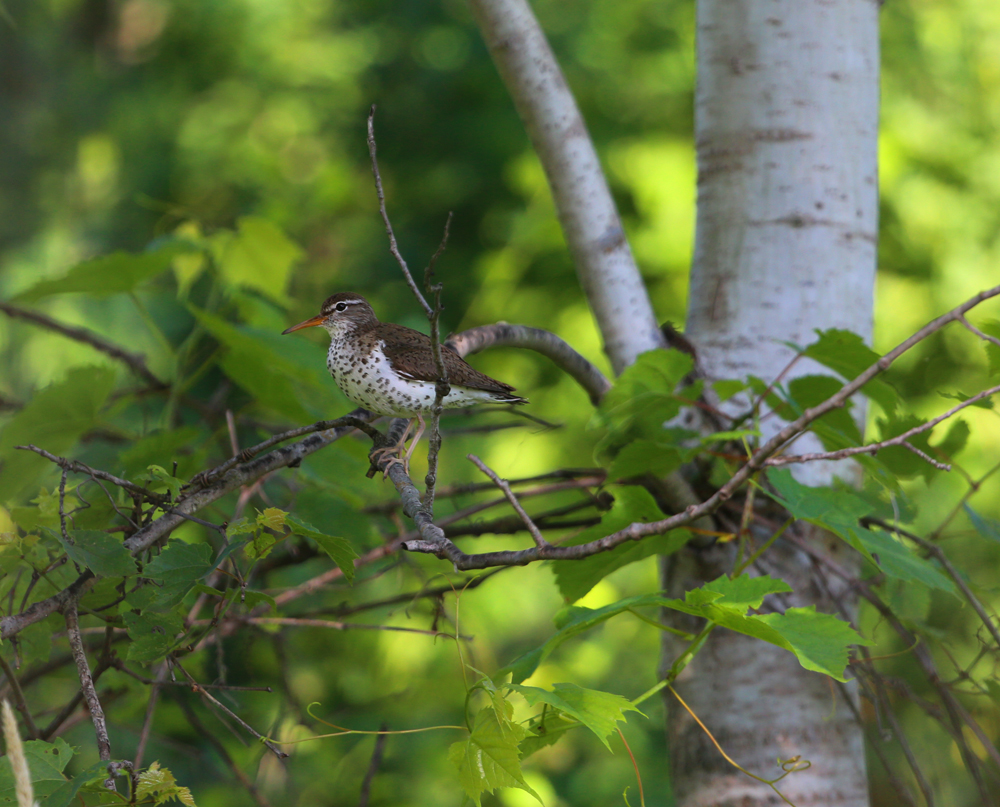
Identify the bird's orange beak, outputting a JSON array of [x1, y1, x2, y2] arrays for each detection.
[[281, 315, 325, 335]]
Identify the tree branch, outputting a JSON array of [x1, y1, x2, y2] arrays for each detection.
[[468, 454, 550, 548], [65, 598, 115, 790], [466, 0, 664, 372], [0, 302, 167, 388], [445, 324, 611, 405]]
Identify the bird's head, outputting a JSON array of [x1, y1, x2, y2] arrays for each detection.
[[281, 292, 378, 337]]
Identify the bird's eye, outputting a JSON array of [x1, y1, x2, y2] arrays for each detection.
[[335, 302, 348, 312]]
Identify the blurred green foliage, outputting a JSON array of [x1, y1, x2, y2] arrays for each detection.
[[1, 0, 1000, 805]]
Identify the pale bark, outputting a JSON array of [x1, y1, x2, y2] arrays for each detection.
[[669, 0, 879, 805], [467, 0, 665, 374]]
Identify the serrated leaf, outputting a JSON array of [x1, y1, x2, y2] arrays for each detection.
[[55, 529, 137, 578], [756, 606, 871, 679], [145, 465, 184, 500], [551, 486, 686, 602], [244, 530, 283, 561], [41, 760, 119, 807], [256, 507, 287, 531], [0, 367, 117, 502], [13, 240, 193, 302], [702, 574, 794, 612], [136, 541, 214, 611], [787, 375, 863, 449], [766, 470, 956, 594], [225, 518, 255, 537], [794, 329, 898, 413], [448, 708, 539, 807], [124, 610, 185, 663], [873, 413, 938, 482], [286, 514, 358, 582], [211, 217, 302, 304], [509, 683, 642, 749]]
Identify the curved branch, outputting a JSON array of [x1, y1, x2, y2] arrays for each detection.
[[467, 0, 664, 372], [445, 324, 611, 405]]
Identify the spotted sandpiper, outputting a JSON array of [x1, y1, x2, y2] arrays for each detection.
[[282, 292, 527, 472]]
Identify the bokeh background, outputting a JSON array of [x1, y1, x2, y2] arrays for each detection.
[[1, 0, 1000, 804]]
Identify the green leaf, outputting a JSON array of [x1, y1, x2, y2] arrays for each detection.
[[12, 240, 193, 302], [190, 308, 329, 422], [54, 529, 137, 578], [965, 504, 1000, 543], [449, 707, 539, 807], [41, 760, 115, 807], [0, 738, 74, 806], [226, 518, 255, 537], [496, 593, 664, 684], [119, 427, 207, 480], [984, 679, 1000, 707], [939, 390, 994, 410], [873, 413, 938, 481], [211, 216, 303, 303], [981, 321, 1000, 377], [286, 513, 358, 582], [551, 486, 686, 602], [712, 379, 747, 402], [124, 610, 185, 663], [787, 375, 863, 449], [509, 683, 642, 749], [136, 541, 214, 611], [0, 367, 117, 503], [765, 470, 956, 594], [607, 440, 685, 480], [794, 329, 898, 413], [756, 606, 871, 679], [702, 574, 794, 611], [144, 465, 185, 500], [135, 760, 197, 806]]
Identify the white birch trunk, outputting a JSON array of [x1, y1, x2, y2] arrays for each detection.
[[468, 0, 665, 374], [669, 1, 879, 805]]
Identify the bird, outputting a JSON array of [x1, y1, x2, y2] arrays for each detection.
[[282, 292, 527, 473]]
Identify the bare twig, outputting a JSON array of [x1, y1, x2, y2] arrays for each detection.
[[16, 445, 167, 503], [170, 658, 288, 758], [766, 382, 1000, 470], [468, 455, 550, 548], [65, 598, 115, 789], [366, 105, 431, 317], [423, 212, 454, 514], [195, 617, 462, 639], [0, 655, 38, 740], [0, 302, 167, 388], [358, 725, 389, 807], [959, 315, 1000, 350], [169, 691, 274, 807], [133, 662, 167, 769]]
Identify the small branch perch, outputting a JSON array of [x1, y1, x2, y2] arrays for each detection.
[[468, 454, 550, 548]]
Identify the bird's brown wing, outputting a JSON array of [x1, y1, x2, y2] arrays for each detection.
[[378, 323, 517, 394]]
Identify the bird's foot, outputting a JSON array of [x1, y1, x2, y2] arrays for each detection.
[[369, 445, 409, 480]]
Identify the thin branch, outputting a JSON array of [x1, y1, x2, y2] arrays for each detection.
[[445, 324, 611, 406], [0, 655, 38, 740], [133, 662, 167, 770], [358, 726, 389, 807], [170, 658, 288, 758], [468, 455, 550, 547], [766, 382, 1000, 469], [169, 691, 274, 807], [15, 445, 167, 503], [423, 212, 454, 514], [0, 302, 167, 388], [366, 105, 431, 317], [197, 617, 462, 639], [959, 315, 1000, 350], [65, 598, 115, 790]]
